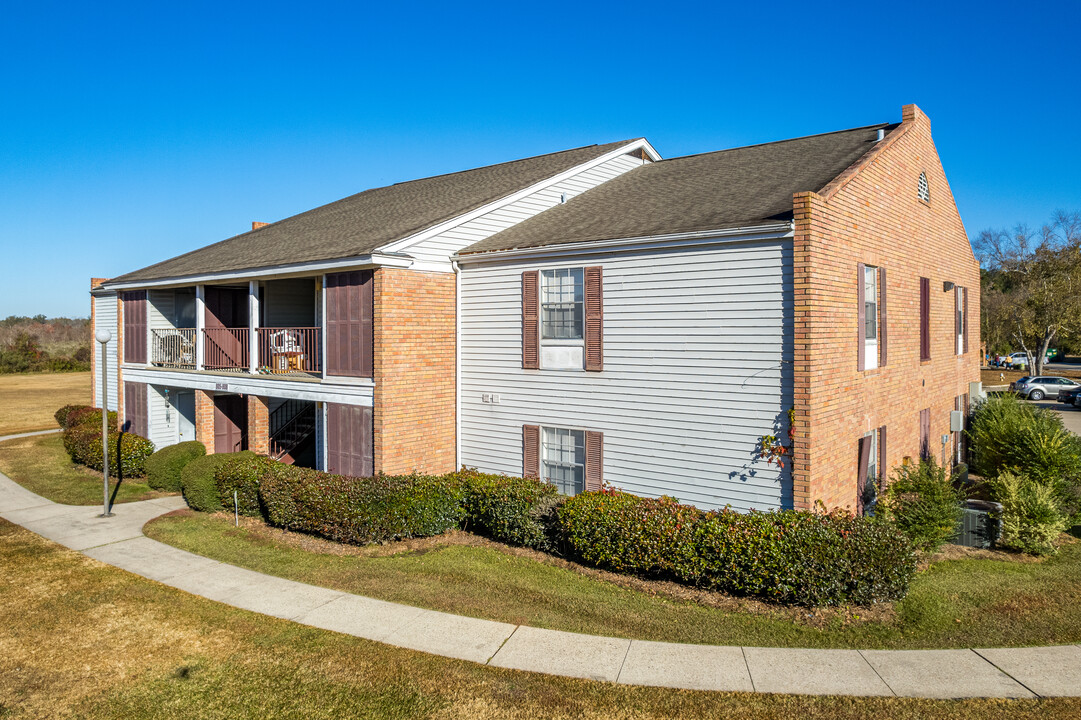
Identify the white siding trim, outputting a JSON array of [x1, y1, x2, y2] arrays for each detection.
[[120, 367, 373, 406], [93, 293, 119, 411]]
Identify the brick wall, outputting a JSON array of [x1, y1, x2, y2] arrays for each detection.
[[791, 105, 981, 510], [373, 268, 456, 475], [195, 390, 216, 453], [248, 395, 270, 455]]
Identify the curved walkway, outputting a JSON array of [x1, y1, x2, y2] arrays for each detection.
[[1, 445, 1079, 698]]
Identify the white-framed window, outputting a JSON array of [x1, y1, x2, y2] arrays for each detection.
[[865, 428, 879, 486], [864, 265, 879, 370], [862, 428, 880, 514], [917, 172, 930, 202], [539, 268, 585, 370], [541, 268, 583, 340], [542, 426, 585, 495]]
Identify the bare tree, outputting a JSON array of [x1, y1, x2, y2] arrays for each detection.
[[974, 211, 1081, 378]]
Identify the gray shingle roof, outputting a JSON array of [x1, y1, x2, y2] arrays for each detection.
[[459, 123, 898, 255], [106, 139, 640, 285]]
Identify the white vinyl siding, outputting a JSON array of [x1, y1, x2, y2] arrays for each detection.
[[398, 153, 647, 269], [148, 290, 175, 331], [148, 385, 177, 448], [92, 293, 119, 411], [264, 278, 317, 327], [459, 237, 794, 512]]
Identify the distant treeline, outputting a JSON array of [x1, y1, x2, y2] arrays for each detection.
[[0, 316, 91, 374]]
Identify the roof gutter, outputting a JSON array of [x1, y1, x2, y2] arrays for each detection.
[[453, 222, 795, 264], [99, 252, 414, 291]]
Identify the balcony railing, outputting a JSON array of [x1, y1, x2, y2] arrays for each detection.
[[204, 327, 250, 371], [148, 326, 321, 376], [151, 328, 197, 369], [257, 327, 322, 374]]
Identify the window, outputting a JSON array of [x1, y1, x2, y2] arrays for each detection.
[[864, 265, 879, 370], [541, 268, 583, 340], [919, 277, 931, 361], [917, 172, 930, 202], [542, 427, 585, 495], [955, 285, 967, 355]]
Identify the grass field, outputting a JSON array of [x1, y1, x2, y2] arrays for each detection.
[[0, 371, 90, 435], [0, 433, 172, 505], [144, 510, 1081, 651], [3, 519, 1079, 719]]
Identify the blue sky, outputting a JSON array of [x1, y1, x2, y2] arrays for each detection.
[[1, 0, 1077, 317]]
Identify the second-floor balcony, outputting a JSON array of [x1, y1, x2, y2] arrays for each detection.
[[151, 327, 322, 376]]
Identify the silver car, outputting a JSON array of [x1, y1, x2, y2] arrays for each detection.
[[1011, 376, 1081, 401]]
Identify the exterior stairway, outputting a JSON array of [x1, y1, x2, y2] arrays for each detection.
[[269, 400, 316, 465]]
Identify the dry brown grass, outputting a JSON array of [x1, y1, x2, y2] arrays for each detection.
[[3, 519, 1081, 719], [0, 371, 90, 435]]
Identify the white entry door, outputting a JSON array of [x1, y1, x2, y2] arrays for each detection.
[[176, 391, 196, 443]]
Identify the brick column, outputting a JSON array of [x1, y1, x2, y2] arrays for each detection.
[[196, 390, 216, 453], [248, 395, 270, 455]]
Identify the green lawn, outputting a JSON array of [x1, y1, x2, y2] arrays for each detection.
[[145, 511, 1081, 650], [0, 433, 175, 505], [3, 519, 1080, 719]]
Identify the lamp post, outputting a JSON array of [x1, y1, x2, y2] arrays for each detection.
[[95, 329, 114, 518]]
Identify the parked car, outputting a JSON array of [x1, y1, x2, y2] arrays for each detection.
[[992, 351, 1056, 368], [1010, 376, 1081, 401], [1059, 386, 1081, 405]]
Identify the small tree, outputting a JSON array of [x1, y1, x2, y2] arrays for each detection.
[[975, 210, 1081, 377]]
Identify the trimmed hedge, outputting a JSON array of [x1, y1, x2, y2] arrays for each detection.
[[56, 404, 117, 431], [144, 441, 206, 492], [215, 452, 278, 516], [454, 469, 561, 549], [878, 457, 964, 553], [557, 490, 917, 606], [181, 454, 236, 512], [259, 465, 464, 544], [62, 423, 154, 477]]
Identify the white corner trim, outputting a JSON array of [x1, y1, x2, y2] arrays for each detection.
[[377, 139, 661, 256], [454, 223, 796, 264], [100, 253, 414, 291]]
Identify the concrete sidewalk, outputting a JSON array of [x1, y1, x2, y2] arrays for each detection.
[[0, 448, 1078, 698]]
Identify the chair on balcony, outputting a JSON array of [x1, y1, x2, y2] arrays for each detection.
[[158, 331, 195, 368], [269, 330, 305, 373]]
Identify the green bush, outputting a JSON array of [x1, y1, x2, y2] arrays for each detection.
[[144, 441, 206, 492], [259, 466, 464, 544], [990, 471, 1071, 556], [63, 423, 154, 477], [556, 490, 916, 606], [58, 405, 117, 431], [556, 490, 698, 577], [181, 454, 236, 512], [878, 457, 964, 553], [454, 468, 560, 549], [215, 452, 278, 516]]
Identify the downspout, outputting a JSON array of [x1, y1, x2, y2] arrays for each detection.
[[451, 259, 462, 470]]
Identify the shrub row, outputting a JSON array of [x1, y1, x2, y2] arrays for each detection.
[[55, 404, 117, 432], [260, 466, 465, 544], [877, 457, 964, 553], [453, 468, 562, 550], [557, 490, 917, 606], [145, 441, 206, 491], [181, 453, 240, 512], [62, 423, 155, 478]]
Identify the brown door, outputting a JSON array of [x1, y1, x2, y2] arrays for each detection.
[[204, 287, 250, 369], [214, 395, 247, 453], [326, 403, 373, 477]]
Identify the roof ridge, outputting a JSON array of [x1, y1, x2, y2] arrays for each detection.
[[657, 123, 894, 164]]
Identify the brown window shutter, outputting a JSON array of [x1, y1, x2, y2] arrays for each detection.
[[878, 425, 887, 484], [326, 271, 374, 378], [123, 381, 147, 437], [584, 266, 604, 372], [327, 403, 373, 477], [585, 430, 603, 492], [878, 267, 888, 367], [920, 277, 931, 361], [963, 286, 969, 354], [522, 424, 540, 477], [522, 272, 539, 370], [122, 291, 147, 364], [856, 434, 872, 515], [856, 263, 866, 371]]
